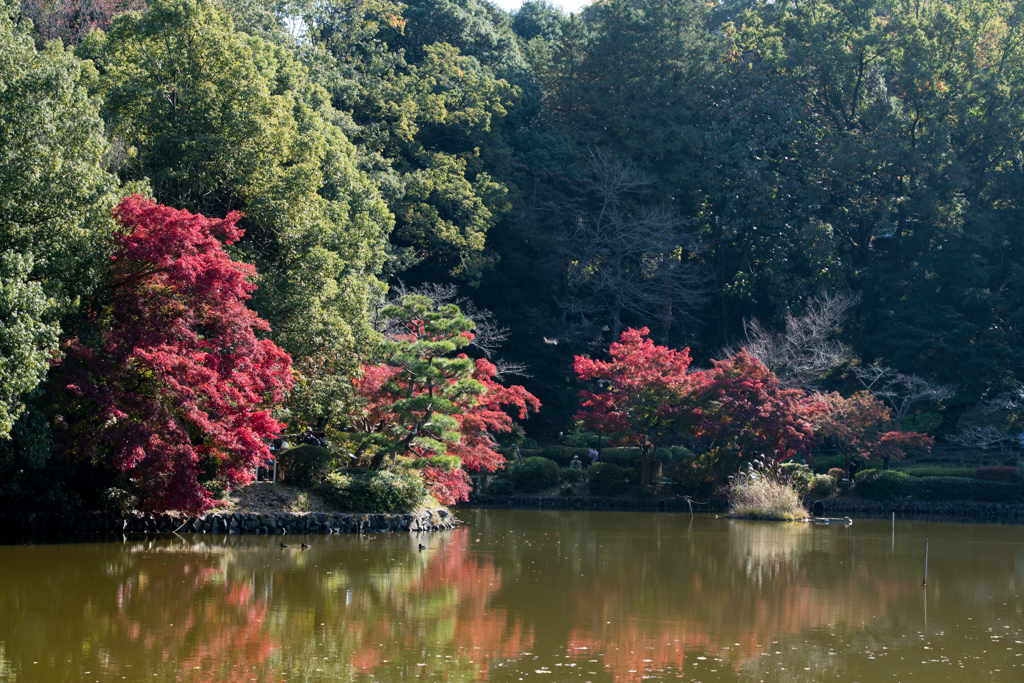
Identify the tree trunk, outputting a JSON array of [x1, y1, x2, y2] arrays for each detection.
[[640, 449, 652, 486]]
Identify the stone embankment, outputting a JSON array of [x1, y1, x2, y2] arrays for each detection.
[[809, 497, 1024, 522], [0, 509, 457, 540], [463, 493, 727, 512], [464, 493, 1024, 523]]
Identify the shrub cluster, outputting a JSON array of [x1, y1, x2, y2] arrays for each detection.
[[780, 462, 813, 495], [510, 456, 560, 493], [488, 479, 514, 496], [809, 474, 838, 497], [587, 462, 631, 496], [317, 468, 429, 512], [559, 467, 583, 484], [855, 470, 1023, 503], [278, 445, 337, 488]]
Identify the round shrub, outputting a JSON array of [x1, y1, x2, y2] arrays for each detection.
[[560, 467, 583, 484], [827, 467, 846, 480], [510, 457, 560, 493], [780, 462, 813, 495], [809, 474, 838, 497], [317, 467, 429, 512], [489, 479, 514, 495], [278, 445, 337, 488], [587, 462, 631, 496], [855, 470, 914, 501]]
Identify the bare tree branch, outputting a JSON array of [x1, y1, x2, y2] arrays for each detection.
[[948, 425, 1014, 449], [740, 293, 858, 389], [853, 365, 953, 427], [557, 152, 710, 341]]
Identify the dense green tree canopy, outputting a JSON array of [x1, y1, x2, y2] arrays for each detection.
[[85, 0, 394, 426], [0, 3, 120, 438]]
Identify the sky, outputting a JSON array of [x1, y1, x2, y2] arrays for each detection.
[[489, 0, 592, 14]]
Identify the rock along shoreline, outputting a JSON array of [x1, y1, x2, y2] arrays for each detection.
[[0, 508, 458, 543]]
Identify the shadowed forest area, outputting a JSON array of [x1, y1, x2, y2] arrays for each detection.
[[4, 0, 1024, 513]]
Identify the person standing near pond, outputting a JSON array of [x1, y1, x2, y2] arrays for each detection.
[[570, 455, 584, 481], [588, 446, 599, 464]]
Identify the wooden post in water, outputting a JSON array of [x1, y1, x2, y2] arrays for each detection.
[[922, 538, 929, 587]]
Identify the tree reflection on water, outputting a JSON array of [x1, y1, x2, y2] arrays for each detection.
[[2, 512, 1024, 682]]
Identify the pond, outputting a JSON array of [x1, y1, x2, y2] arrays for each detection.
[[1, 509, 1023, 682]]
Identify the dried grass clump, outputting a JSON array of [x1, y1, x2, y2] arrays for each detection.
[[728, 463, 806, 521]]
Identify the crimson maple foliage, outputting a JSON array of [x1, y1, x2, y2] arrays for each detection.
[[693, 350, 824, 478], [60, 195, 292, 514], [451, 358, 542, 473], [816, 391, 934, 470], [575, 327, 700, 485]]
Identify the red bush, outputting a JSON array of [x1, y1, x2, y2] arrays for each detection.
[[974, 466, 1018, 482]]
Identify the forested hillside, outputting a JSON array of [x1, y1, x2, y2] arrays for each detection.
[[3, 0, 1024, 511]]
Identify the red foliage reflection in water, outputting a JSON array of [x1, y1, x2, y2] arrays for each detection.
[[104, 552, 277, 682]]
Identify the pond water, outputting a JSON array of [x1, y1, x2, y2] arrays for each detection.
[[1, 509, 1023, 682]]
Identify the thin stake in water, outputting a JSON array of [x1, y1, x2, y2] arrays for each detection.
[[922, 538, 929, 587]]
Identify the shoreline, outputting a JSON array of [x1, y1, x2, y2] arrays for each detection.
[[6, 492, 1024, 543], [0, 508, 458, 544], [459, 492, 1024, 524]]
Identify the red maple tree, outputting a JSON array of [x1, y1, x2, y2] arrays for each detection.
[[60, 195, 292, 514], [692, 350, 825, 476], [816, 391, 934, 470], [574, 327, 701, 485], [451, 358, 542, 473]]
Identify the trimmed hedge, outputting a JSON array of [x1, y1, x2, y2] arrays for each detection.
[[811, 454, 846, 474], [855, 469, 1024, 503], [317, 468, 429, 512], [974, 466, 1018, 482], [539, 446, 588, 467], [489, 479, 514, 496], [587, 463, 631, 496], [897, 465, 974, 478], [510, 457, 560, 493]]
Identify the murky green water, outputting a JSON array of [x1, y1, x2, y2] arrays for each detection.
[[1, 509, 1023, 682]]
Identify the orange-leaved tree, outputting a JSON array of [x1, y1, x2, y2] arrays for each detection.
[[816, 391, 934, 471], [574, 327, 701, 486]]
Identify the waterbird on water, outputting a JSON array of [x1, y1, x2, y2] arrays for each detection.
[[280, 543, 291, 548], [418, 543, 429, 551], [300, 543, 311, 549]]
